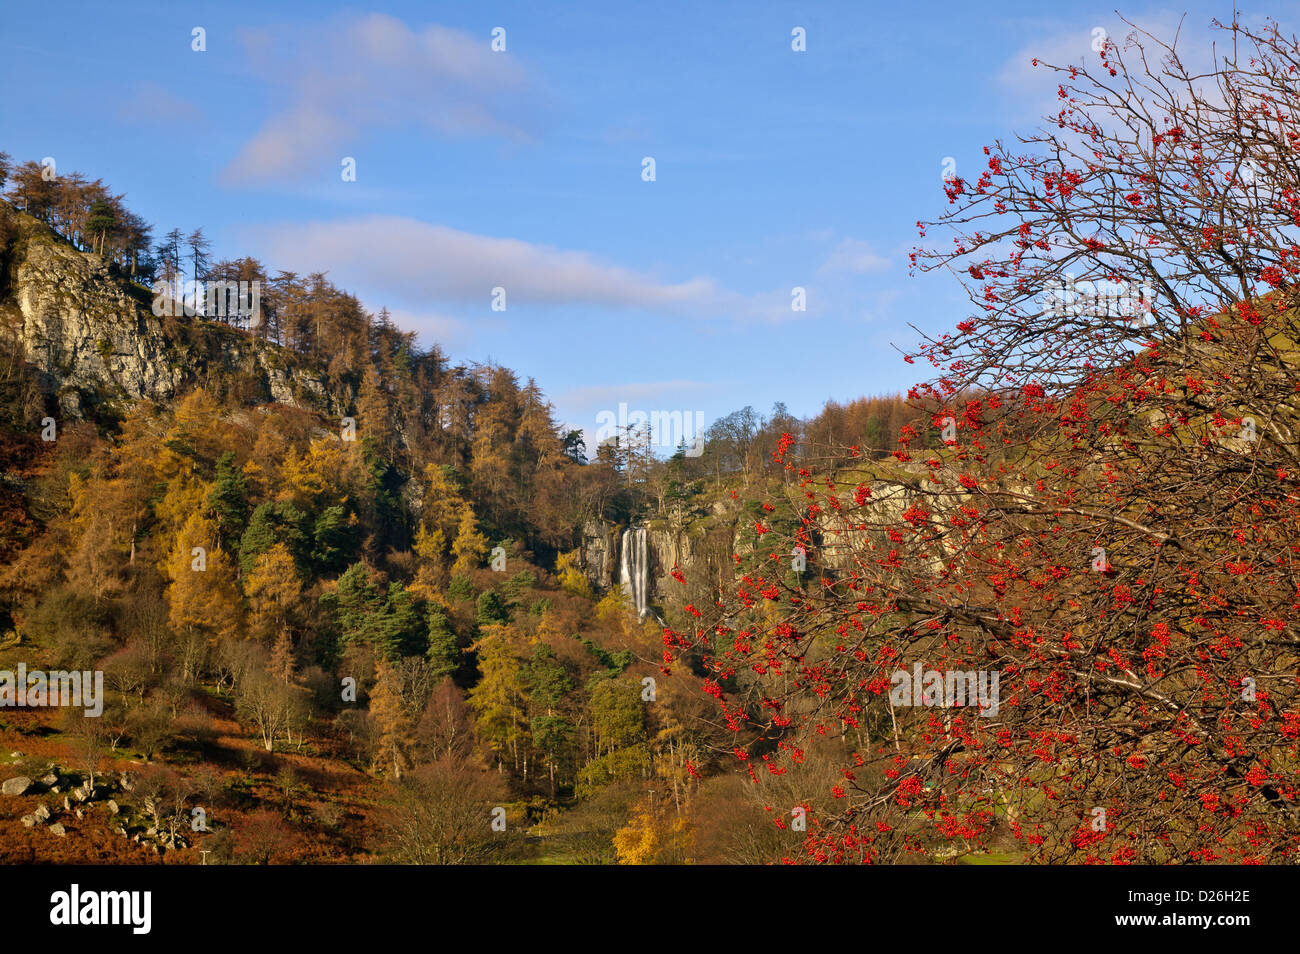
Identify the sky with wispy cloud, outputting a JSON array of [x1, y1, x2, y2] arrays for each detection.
[[1, 0, 1287, 449]]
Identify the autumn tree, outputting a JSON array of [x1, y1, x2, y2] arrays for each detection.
[[231, 809, 302, 864], [376, 758, 509, 864], [370, 656, 415, 779], [613, 796, 692, 865], [127, 702, 174, 760], [134, 764, 196, 844], [234, 654, 306, 753], [416, 677, 477, 762], [668, 16, 1300, 865], [450, 505, 489, 576], [62, 708, 110, 793], [166, 512, 242, 645], [244, 543, 303, 645], [468, 625, 527, 773]]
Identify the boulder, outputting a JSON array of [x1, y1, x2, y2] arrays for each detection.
[[106, 799, 119, 815], [62, 797, 71, 811], [48, 823, 66, 836], [33, 804, 50, 821], [1, 776, 32, 796], [39, 772, 58, 787], [20, 814, 36, 828]]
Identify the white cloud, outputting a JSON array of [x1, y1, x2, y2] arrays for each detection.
[[994, 11, 1234, 122], [246, 214, 721, 311], [381, 309, 473, 349], [819, 237, 891, 275], [245, 214, 828, 326], [223, 14, 537, 184]]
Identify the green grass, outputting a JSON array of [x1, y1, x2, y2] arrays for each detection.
[[956, 850, 1022, 865]]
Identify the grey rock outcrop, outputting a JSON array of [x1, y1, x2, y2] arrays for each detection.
[[6, 211, 338, 419], [580, 507, 741, 611], [15, 235, 182, 415], [580, 521, 618, 590]]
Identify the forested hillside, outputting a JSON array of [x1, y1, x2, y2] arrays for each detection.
[[0, 159, 940, 864], [11, 10, 1294, 872]]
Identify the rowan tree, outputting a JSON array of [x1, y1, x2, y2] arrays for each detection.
[[666, 15, 1300, 865]]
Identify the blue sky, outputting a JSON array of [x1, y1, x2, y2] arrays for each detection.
[[0, 1, 1282, 451]]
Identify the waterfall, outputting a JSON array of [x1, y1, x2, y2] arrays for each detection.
[[619, 526, 650, 622]]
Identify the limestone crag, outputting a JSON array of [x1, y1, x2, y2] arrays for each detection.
[[5, 211, 336, 419], [579, 505, 742, 610]]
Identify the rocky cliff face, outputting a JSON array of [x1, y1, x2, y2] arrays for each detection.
[[577, 471, 961, 612], [3, 211, 335, 420], [581, 520, 620, 591], [579, 503, 746, 613]]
